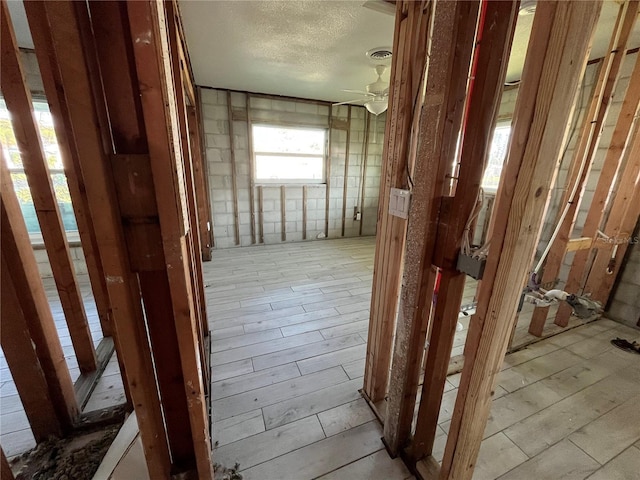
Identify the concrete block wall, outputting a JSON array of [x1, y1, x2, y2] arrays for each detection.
[[607, 223, 640, 328], [201, 88, 385, 248]]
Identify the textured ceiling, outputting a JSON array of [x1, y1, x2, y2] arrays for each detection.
[[179, 0, 640, 103], [6, 1, 640, 104]]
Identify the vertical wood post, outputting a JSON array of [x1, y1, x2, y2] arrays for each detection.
[[383, 0, 480, 457], [30, 1, 172, 475], [281, 185, 287, 241], [555, 52, 640, 325], [583, 128, 640, 303], [1, 163, 79, 443], [528, 0, 638, 335], [246, 94, 257, 244], [126, 1, 213, 476], [227, 90, 241, 245], [364, 0, 432, 403], [26, 6, 112, 338], [1, 3, 97, 374], [439, 3, 601, 478], [187, 101, 213, 260], [359, 111, 371, 237], [341, 105, 352, 237], [303, 185, 308, 240], [325, 106, 333, 238]]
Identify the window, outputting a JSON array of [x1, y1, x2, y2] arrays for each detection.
[[0, 98, 78, 235], [253, 125, 325, 183], [482, 124, 512, 191]]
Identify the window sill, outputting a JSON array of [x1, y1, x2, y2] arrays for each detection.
[[31, 231, 82, 249]]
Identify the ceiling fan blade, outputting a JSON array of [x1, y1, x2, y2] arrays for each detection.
[[332, 99, 367, 106], [341, 89, 374, 96]]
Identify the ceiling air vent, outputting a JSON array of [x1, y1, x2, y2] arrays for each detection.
[[366, 47, 393, 61]]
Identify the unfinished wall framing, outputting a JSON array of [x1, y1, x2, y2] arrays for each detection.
[[360, 0, 637, 479], [200, 88, 386, 248], [1, 1, 213, 477]]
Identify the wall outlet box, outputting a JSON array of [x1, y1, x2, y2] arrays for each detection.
[[389, 188, 411, 219], [456, 252, 486, 280], [355, 211, 361, 221]]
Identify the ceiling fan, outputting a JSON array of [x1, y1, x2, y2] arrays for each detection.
[[333, 65, 389, 115]]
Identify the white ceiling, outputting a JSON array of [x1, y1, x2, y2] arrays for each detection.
[[179, 0, 640, 103], [6, 1, 640, 104]]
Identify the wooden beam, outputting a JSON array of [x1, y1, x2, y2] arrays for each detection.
[[325, 106, 333, 237], [411, 0, 518, 463], [1, 161, 78, 443], [259, 185, 265, 243], [359, 111, 371, 237], [126, 1, 213, 477], [1, 253, 64, 441], [25, 6, 113, 338], [227, 90, 241, 245], [1, 448, 14, 480], [529, 0, 638, 335], [439, 3, 601, 479], [187, 99, 213, 260], [35, 1, 171, 475], [556, 51, 640, 325], [0, 153, 79, 431], [364, 0, 433, 404], [1, 2, 97, 374], [565, 236, 595, 252], [341, 106, 352, 237], [383, 0, 480, 457], [281, 185, 287, 241], [583, 127, 640, 303], [303, 185, 308, 240], [246, 95, 257, 244], [167, 1, 209, 373]]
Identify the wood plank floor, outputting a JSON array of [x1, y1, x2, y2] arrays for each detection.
[[0, 276, 125, 457], [206, 237, 640, 479], [4, 236, 639, 480], [205, 237, 414, 479]]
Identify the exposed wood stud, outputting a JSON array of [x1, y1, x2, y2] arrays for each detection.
[[440, 3, 601, 478], [385, 0, 476, 457], [228, 90, 241, 245], [325, 105, 333, 237], [529, 0, 638, 335], [364, 0, 431, 404], [359, 111, 371, 237], [45, 1, 173, 475], [259, 185, 264, 243], [281, 185, 287, 242], [1, 4, 97, 374], [556, 51, 640, 326], [188, 98, 213, 260], [1, 155, 78, 439], [341, 105, 352, 237], [26, 3, 113, 339], [303, 185, 308, 240], [583, 127, 640, 303], [126, 1, 214, 476], [246, 94, 257, 244], [1, 257, 61, 441]]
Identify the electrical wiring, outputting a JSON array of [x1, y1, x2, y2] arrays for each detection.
[[461, 188, 485, 256]]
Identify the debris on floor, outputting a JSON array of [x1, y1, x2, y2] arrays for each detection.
[[611, 337, 640, 355], [10, 425, 120, 480]]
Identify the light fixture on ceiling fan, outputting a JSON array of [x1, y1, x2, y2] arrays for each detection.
[[333, 65, 389, 115]]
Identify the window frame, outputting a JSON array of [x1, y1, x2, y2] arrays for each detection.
[[1, 96, 80, 242], [252, 123, 328, 185], [481, 120, 512, 194]]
